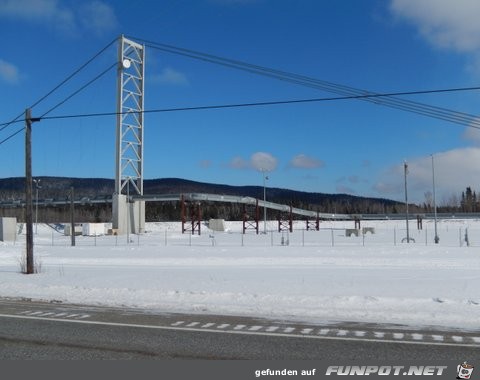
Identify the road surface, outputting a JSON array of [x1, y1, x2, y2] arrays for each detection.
[[0, 298, 478, 359]]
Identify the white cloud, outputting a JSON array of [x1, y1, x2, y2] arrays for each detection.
[[228, 156, 249, 169], [152, 67, 189, 86], [0, 58, 20, 84], [250, 152, 277, 172], [228, 152, 278, 171], [462, 124, 480, 145], [79, 1, 117, 35], [0, 0, 116, 34], [289, 154, 324, 169], [373, 147, 480, 202], [390, 0, 480, 53]]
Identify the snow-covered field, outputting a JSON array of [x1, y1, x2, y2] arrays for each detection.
[[1, 219, 479, 330]]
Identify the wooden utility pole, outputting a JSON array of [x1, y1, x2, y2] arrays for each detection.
[[25, 109, 34, 273]]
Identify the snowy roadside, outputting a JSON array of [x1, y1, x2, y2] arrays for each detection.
[[0, 220, 479, 331]]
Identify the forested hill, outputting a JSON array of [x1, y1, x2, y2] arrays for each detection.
[[0, 176, 405, 215]]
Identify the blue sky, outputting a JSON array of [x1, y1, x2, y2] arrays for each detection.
[[2, 0, 480, 204]]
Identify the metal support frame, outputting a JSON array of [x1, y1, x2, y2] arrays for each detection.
[[306, 211, 320, 231], [278, 205, 293, 233], [242, 199, 259, 234], [113, 35, 146, 235], [417, 215, 423, 230], [115, 35, 145, 197], [181, 195, 202, 235], [354, 217, 361, 230]]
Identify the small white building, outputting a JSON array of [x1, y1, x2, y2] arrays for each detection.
[[82, 223, 105, 236], [209, 219, 226, 232], [0, 217, 17, 242]]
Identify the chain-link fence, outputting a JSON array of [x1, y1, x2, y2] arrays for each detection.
[[19, 221, 480, 248]]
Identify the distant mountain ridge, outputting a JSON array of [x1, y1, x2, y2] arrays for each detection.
[[0, 176, 403, 215]]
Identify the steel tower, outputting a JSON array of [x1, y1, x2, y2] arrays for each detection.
[[113, 35, 145, 235]]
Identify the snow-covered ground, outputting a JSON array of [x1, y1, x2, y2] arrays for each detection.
[[1, 219, 479, 330]]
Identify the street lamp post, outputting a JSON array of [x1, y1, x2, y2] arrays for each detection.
[[33, 179, 41, 235], [431, 154, 439, 244], [404, 161, 410, 243]]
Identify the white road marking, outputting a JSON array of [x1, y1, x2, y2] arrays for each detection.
[[233, 325, 246, 330], [373, 332, 385, 338], [301, 328, 313, 334], [336, 330, 349, 336], [266, 326, 279, 332], [283, 327, 295, 333], [217, 324, 230, 329], [186, 322, 200, 327], [410, 333, 423, 340], [472, 337, 480, 343], [18, 310, 34, 315], [393, 333, 404, 339], [451, 336, 463, 342], [201, 322, 215, 328], [1, 314, 477, 348], [17, 310, 90, 320], [248, 326, 263, 331], [354, 331, 366, 337], [318, 329, 330, 335]]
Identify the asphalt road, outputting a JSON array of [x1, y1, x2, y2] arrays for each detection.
[[0, 298, 478, 360]]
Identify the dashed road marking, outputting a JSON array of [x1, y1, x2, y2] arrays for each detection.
[[301, 328, 313, 334], [16, 310, 90, 320], [3, 312, 479, 348], [165, 320, 480, 347], [266, 326, 279, 332], [411, 333, 423, 340]]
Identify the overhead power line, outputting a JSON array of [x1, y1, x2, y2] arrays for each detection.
[[2, 86, 480, 125], [129, 36, 480, 129], [0, 38, 117, 135], [2, 84, 480, 148]]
